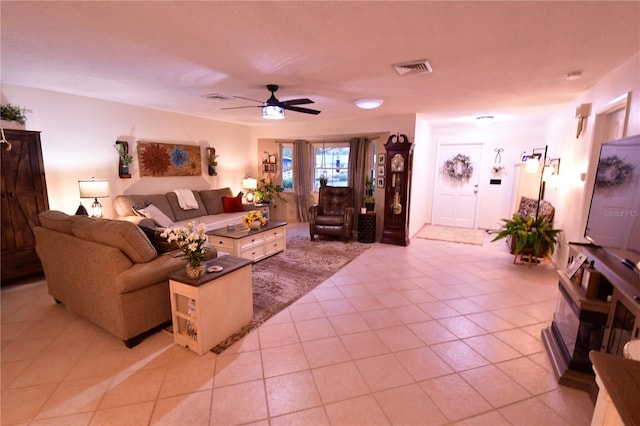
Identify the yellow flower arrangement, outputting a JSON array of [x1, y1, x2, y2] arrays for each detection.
[[242, 210, 263, 227]]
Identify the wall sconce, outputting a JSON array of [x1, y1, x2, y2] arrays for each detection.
[[78, 178, 109, 217], [242, 177, 258, 203], [575, 103, 592, 138]]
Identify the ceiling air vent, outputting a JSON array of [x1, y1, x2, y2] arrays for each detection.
[[392, 59, 433, 76], [202, 93, 234, 102]]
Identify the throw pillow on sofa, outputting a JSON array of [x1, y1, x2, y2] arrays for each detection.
[[222, 194, 244, 213], [139, 225, 179, 254], [138, 204, 174, 228]]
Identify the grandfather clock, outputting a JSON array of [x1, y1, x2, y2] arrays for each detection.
[[381, 134, 413, 246]]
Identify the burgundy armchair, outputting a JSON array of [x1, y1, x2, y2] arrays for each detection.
[[309, 186, 355, 240]]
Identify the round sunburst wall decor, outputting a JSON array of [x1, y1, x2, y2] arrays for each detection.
[[443, 153, 473, 181]]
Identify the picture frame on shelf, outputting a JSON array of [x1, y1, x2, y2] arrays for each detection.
[[566, 252, 587, 279]]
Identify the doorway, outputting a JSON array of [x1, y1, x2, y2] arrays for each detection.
[[432, 143, 483, 229]]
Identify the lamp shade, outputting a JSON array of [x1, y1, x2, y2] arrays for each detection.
[[525, 157, 539, 174], [78, 178, 109, 198], [242, 177, 258, 190]]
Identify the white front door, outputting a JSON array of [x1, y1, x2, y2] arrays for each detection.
[[432, 143, 483, 228]]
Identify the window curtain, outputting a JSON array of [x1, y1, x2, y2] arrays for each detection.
[[348, 137, 371, 216], [293, 140, 311, 222]]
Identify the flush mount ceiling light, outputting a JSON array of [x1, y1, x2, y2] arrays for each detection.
[[354, 99, 384, 109], [262, 105, 285, 120], [565, 70, 583, 81], [476, 115, 494, 124]]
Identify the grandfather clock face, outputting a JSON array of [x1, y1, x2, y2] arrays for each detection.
[[390, 154, 405, 172]]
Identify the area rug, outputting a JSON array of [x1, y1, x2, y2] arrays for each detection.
[[210, 234, 370, 353], [416, 224, 485, 246]]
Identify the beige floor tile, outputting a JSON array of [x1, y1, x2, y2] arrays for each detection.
[[347, 294, 387, 312], [270, 406, 330, 426], [374, 325, 424, 352], [498, 397, 571, 425], [294, 317, 337, 342], [35, 376, 112, 420], [337, 283, 372, 298], [210, 380, 268, 425], [312, 361, 369, 403], [158, 351, 216, 398], [328, 312, 371, 335], [265, 370, 322, 417], [325, 395, 391, 426], [150, 390, 211, 426], [375, 383, 448, 426], [465, 311, 515, 333], [257, 322, 300, 348], [460, 364, 531, 408], [537, 386, 595, 424], [431, 340, 490, 371], [301, 336, 351, 368], [360, 308, 404, 329], [444, 298, 486, 315], [438, 316, 488, 339], [355, 353, 414, 392], [463, 334, 522, 363], [496, 356, 558, 395], [395, 346, 454, 381], [1, 383, 59, 424], [418, 301, 461, 319], [261, 343, 309, 377], [389, 304, 433, 324], [451, 410, 511, 425], [288, 301, 326, 321], [408, 320, 457, 345], [91, 401, 155, 426], [213, 350, 263, 387], [341, 330, 390, 359], [494, 328, 545, 355], [420, 374, 493, 421], [318, 298, 357, 316], [98, 368, 165, 410]]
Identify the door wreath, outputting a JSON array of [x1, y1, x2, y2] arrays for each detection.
[[443, 154, 473, 181]]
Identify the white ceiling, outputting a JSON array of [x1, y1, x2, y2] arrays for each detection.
[[2, 1, 639, 126]]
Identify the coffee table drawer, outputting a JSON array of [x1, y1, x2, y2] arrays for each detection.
[[263, 227, 285, 242], [241, 245, 265, 261], [239, 234, 264, 251], [208, 235, 234, 251], [265, 237, 285, 256]]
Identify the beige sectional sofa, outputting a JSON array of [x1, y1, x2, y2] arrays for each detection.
[[113, 187, 252, 231], [35, 210, 219, 347]]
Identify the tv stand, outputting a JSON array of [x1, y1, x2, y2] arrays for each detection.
[[542, 244, 640, 401]]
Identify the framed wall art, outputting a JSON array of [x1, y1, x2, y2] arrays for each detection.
[[377, 165, 385, 177], [377, 177, 385, 188], [137, 141, 202, 177], [378, 153, 386, 164]]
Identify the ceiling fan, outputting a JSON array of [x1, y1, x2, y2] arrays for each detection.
[[221, 84, 321, 119]]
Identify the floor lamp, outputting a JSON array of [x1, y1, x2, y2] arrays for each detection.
[[526, 146, 548, 220]]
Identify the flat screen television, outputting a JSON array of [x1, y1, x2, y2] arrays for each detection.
[[585, 134, 640, 274]]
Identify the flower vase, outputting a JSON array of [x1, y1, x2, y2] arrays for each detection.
[[250, 221, 261, 230], [186, 263, 205, 279]]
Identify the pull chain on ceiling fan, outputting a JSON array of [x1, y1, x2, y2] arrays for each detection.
[[221, 84, 321, 119]]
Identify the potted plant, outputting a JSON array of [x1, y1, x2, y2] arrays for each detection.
[[364, 194, 375, 212], [254, 178, 286, 207], [0, 103, 26, 128], [491, 214, 561, 264], [114, 143, 134, 176]]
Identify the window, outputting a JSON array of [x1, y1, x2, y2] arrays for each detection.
[[281, 143, 293, 191], [313, 143, 350, 190]]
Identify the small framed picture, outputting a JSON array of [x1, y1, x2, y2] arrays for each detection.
[[378, 153, 386, 164], [520, 152, 542, 163], [377, 177, 385, 188], [377, 165, 385, 177], [549, 158, 561, 175], [566, 253, 587, 279]]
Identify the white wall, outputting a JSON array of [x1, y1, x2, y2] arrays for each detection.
[[1, 84, 254, 218]]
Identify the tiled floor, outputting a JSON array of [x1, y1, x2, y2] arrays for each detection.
[[1, 224, 595, 425]]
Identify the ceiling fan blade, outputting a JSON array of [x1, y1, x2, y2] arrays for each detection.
[[232, 95, 264, 104], [220, 105, 262, 110], [283, 105, 321, 115], [282, 98, 314, 106]]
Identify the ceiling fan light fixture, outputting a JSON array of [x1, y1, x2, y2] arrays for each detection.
[[262, 105, 285, 120], [355, 99, 383, 110]]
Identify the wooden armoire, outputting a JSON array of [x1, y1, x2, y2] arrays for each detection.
[[1, 129, 49, 283]]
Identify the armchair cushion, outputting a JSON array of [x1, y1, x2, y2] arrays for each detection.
[[309, 186, 355, 240]]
